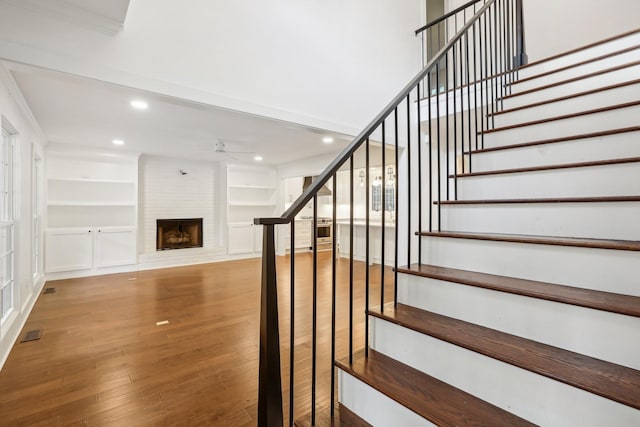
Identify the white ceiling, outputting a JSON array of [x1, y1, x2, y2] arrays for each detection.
[[8, 63, 352, 165], [1, 0, 131, 33], [61, 0, 130, 23]]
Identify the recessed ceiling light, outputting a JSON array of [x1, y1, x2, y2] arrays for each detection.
[[112, 139, 125, 146], [254, 155, 263, 162], [322, 136, 334, 144], [130, 100, 148, 110]]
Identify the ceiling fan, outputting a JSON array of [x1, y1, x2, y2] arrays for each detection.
[[214, 139, 256, 160]]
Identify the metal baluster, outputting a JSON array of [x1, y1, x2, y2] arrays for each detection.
[[381, 121, 386, 310], [453, 43, 458, 200], [445, 52, 450, 202], [365, 139, 370, 356], [349, 158, 354, 360], [289, 221, 295, 427], [311, 195, 318, 425], [406, 95, 411, 265], [436, 64, 441, 214], [330, 174, 337, 418], [418, 83, 423, 261], [466, 31, 472, 172], [479, 13, 486, 147], [394, 108, 399, 307], [423, 78, 430, 236], [459, 38, 465, 174], [473, 21, 479, 152]]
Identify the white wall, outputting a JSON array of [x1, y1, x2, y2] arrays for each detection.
[[523, 0, 640, 62], [441, 1, 640, 66], [138, 155, 218, 254], [0, 0, 423, 137], [0, 66, 46, 370]]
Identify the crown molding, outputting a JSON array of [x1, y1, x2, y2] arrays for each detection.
[[1, 0, 127, 35], [0, 63, 46, 142]]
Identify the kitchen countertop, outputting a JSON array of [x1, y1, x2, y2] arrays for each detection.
[[336, 219, 396, 227]]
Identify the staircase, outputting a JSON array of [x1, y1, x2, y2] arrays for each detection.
[[256, 1, 640, 425], [337, 27, 640, 426]]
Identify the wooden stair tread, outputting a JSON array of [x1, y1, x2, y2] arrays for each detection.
[[492, 78, 640, 117], [396, 264, 640, 317], [502, 60, 640, 101], [417, 231, 640, 252], [295, 403, 372, 427], [336, 349, 535, 427], [512, 45, 640, 87], [368, 304, 640, 410], [520, 28, 640, 70], [450, 156, 640, 178], [469, 126, 640, 155], [436, 195, 640, 204], [481, 100, 640, 134]]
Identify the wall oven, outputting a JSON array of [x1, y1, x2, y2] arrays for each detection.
[[316, 218, 333, 246]]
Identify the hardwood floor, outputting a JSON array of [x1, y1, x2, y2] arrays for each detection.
[[0, 252, 394, 426]]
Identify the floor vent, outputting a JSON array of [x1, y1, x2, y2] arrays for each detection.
[[43, 287, 56, 294], [20, 329, 42, 343]]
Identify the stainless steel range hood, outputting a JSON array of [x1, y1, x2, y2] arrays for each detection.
[[303, 176, 332, 196]]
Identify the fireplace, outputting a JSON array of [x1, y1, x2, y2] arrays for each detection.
[[156, 218, 203, 250]]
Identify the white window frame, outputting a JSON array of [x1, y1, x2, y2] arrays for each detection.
[[32, 146, 42, 285], [0, 123, 16, 325]]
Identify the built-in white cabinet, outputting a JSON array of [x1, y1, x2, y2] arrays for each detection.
[[226, 164, 277, 255], [95, 227, 137, 268], [45, 146, 139, 275], [45, 226, 136, 273], [45, 228, 93, 272]]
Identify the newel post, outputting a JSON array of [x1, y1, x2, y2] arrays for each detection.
[[257, 223, 283, 426], [514, 0, 529, 67]]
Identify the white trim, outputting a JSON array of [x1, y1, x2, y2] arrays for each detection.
[[1, 0, 127, 35], [0, 40, 362, 139], [0, 274, 45, 371], [0, 64, 46, 142]]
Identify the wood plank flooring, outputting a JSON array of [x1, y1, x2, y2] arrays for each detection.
[[0, 253, 394, 426]]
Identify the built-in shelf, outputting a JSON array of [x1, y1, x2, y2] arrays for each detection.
[[226, 164, 277, 254], [228, 184, 275, 190], [47, 201, 137, 207], [228, 201, 277, 207], [48, 177, 136, 184], [45, 147, 140, 274]]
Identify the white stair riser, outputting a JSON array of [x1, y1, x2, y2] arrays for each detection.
[[370, 318, 640, 427], [397, 275, 640, 369], [502, 63, 640, 110], [484, 105, 640, 148], [518, 32, 640, 80], [512, 48, 640, 93], [440, 202, 640, 240], [456, 162, 640, 199], [338, 371, 435, 427], [494, 82, 640, 128], [421, 237, 640, 296], [472, 132, 640, 172]]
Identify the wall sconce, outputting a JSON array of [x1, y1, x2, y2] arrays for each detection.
[[359, 170, 365, 187], [387, 166, 395, 185]]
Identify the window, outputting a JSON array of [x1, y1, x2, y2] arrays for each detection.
[[0, 120, 16, 324]]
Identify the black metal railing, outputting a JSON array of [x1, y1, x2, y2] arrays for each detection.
[[256, 0, 525, 425]]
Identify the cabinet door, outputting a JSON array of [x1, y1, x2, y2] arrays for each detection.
[[45, 228, 93, 273], [95, 227, 137, 268], [228, 223, 254, 254]]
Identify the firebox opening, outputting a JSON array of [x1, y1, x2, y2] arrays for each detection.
[[156, 218, 203, 251]]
